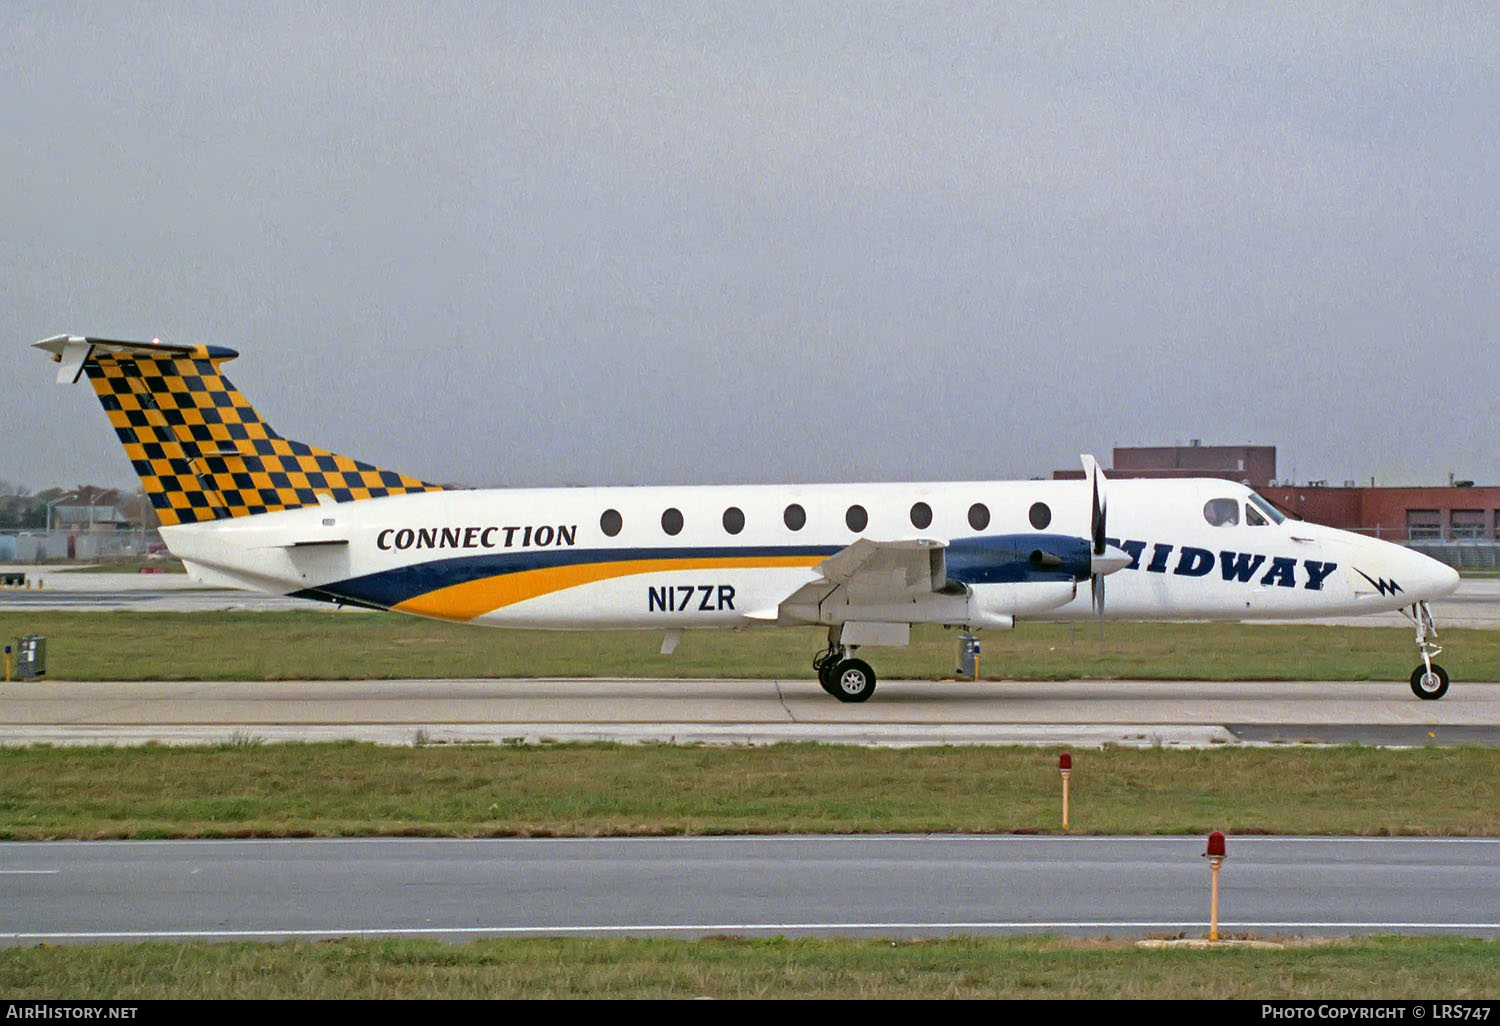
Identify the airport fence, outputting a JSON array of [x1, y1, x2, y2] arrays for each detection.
[[0, 529, 163, 563], [1406, 540, 1500, 570]]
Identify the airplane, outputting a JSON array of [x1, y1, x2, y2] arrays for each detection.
[[35, 334, 1463, 702]]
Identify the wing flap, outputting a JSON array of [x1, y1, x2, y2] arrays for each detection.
[[774, 538, 948, 623], [818, 538, 946, 596]]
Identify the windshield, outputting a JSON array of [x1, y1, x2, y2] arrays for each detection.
[[1246, 492, 1286, 525]]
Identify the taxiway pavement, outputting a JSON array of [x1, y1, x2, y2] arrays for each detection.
[[3, 835, 1496, 945], [3, 568, 1497, 748], [2, 677, 1498, 747]]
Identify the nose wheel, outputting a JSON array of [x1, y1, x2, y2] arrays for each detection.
[[1403, 601, 1450, 700], [1410, 663, 1449, 701]]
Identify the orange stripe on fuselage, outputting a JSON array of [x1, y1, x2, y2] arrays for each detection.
[[391, 555, 823, 622]]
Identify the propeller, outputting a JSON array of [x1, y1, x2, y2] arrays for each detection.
[[1081, 454, 1131, 620], [1085, 455, 1106, 619]]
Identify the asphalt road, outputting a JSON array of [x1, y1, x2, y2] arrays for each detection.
[[3, 835, 1496, 946], [4, 571, 1498, 748], [3, 677, 1498, 748]]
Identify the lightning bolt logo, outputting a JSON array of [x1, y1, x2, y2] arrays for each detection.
[[1354, 569, 1403, 597]]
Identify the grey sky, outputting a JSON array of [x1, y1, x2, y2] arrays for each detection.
[[3, 2, 1496, 492]]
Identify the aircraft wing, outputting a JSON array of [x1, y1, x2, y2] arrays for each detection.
[[760, 538, 949, 623], [817, 537, 948, 598]]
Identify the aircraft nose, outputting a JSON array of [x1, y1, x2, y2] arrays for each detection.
[[1404, 548, 1460, 601], [1349, 536, 1461, 605]]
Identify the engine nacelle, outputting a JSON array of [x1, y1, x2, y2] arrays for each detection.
[[813, 578, 1077, 631], [966, 580, 1078, 627]]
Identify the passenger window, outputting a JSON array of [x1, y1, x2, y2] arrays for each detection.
[[661, 508, 684, 536], [1203, 498, 1240, 527], [722, 507, 745, 535], [783, 503, 806, 531], [910, 502, 932, 529], [968, 503, 990, 531], [600, 509, 622, 537], [845, 504, 868, 532], [1029, 502, 1051, 530], [1246, 504, 1268, 527]]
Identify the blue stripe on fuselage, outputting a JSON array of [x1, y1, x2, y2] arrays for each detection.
[[299, 544, 840, 609], [292, 534, 1098, 610]]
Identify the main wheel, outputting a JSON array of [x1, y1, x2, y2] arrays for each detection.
[[1410, 663, 1449, 700], [831, 658, 876, 703], [817, 658, 840, 696]]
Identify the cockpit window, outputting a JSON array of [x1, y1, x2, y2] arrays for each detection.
[[1247, 492, 1286, 525], [1203, 498, 1240, 527], [1246, 503, 1268, 527]]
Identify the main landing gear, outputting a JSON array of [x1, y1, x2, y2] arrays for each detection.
[[1403, 600, 1450, 700], [813, 634, 876, 703]]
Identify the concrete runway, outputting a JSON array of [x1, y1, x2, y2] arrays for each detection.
[[3, 677, 1499, 747], [4, 574, 1493, 955], [3, 569, 1498, 747], [3, 835, 1497, 945]]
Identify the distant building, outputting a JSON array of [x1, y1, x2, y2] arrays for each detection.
[[1053, 443, 1276, 488], [51, 504, 131, 531], [1259, 485, 1500, 543], [1054, 443, 1500, 542]]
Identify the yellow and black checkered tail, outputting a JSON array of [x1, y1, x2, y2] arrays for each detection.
[[36, 335, 444, 526]]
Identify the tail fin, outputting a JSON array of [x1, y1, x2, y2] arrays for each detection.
[[36, 335, 443, 526]]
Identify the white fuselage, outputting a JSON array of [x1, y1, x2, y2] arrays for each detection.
[[159, 476, 1460, 633]]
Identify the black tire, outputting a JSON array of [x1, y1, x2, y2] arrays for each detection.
[[1410, 663, 1450, 700], [817, 658, 840, 696], [831, 658, 876, 703]]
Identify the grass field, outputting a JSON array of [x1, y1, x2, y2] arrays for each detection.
[[2, 935, 1497, 999], [1, 610, 1493, 682], [2, 612, 1495, 998], [1, 742, 1495, 840]]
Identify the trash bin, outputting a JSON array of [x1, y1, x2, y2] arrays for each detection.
[[956, 631, 979, 679], [16, 635, 45, 680]]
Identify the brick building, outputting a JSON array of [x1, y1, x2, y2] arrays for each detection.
[[1111, 443, 1276, 488], [1056, 444, 1500, 542], [1259, 485, 1500, 542]]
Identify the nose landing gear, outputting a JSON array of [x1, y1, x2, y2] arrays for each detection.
[[1404, 600, 1450, 700]]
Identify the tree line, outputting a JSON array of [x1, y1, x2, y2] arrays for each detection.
[[0, 482, 152, 530]]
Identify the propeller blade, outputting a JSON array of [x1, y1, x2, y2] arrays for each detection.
[[1082, 453, 1106, 556], [1093, 481, 1106, 555], [1080, 454, 1112, 620]]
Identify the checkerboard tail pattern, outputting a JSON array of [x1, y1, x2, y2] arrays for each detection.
[[84, 347, 444, 526]]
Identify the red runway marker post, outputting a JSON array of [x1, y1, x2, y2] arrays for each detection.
[[1058, 752, 1072, 830], [1204, 830, 1226, 942]]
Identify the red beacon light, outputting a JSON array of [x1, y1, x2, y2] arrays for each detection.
[[1205, 830, 1226, 859], [1204, 830, 1227, 941], [1056, 752, 1074, 829]]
